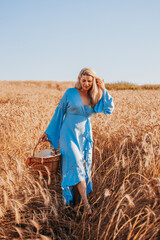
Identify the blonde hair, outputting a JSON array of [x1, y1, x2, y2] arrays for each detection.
[[75, 68, 103, 107]]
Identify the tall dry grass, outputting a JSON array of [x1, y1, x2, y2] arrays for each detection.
[[105, 82, 160, 90], [0, 81, 160, 239]]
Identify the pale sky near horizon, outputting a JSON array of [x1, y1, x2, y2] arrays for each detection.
[[0, 0, 160, 85]]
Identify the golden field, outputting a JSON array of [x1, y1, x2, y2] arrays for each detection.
[[0, 81, 160, 240]]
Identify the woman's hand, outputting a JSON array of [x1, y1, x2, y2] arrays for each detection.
[[38, 132, 48, 143], [96, 78, 105, 91]]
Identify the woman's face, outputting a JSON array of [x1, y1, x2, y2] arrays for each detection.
[[80, 75, 93, 91]]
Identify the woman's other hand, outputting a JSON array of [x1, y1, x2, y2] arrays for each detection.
[[38, 132, 48, 143], [96, 78, 105, 91]]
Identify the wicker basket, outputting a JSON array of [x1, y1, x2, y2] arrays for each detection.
[[26, 140, 61, 176]]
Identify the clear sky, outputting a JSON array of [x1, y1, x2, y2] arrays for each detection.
[[0, 0, 160, 85]]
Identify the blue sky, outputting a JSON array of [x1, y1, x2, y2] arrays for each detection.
[[0, 0, 160, 85]]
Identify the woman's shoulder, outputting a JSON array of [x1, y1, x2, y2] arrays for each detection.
[[65, 87, 76, 95]]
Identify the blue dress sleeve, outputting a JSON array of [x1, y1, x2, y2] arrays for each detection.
[[45, 90, 68, 150], [94, 89, 114, 114]]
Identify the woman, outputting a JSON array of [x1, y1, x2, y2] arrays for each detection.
[[39, 68, 114, 215]]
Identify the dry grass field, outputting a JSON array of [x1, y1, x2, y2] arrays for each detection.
[[0, 81, 160, 240]]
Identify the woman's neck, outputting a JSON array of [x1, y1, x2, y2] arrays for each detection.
[[80, 89, 88, 95]]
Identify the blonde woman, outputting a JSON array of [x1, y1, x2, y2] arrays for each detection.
[[39, 68, 114, 215]]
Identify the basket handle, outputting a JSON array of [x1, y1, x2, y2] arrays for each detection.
[[33, 139, 58, 157]]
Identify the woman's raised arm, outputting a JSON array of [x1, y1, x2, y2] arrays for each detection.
[[94, 88, 114, 114]]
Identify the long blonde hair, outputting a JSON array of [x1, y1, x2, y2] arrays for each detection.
[[75, 68, 103, 107]]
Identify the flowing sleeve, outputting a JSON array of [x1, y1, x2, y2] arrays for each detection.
[[94, 89, 114, 114], [45, 90, 68, 150]]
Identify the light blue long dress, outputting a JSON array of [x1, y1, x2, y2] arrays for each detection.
[[45, 87, 114, 205]]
